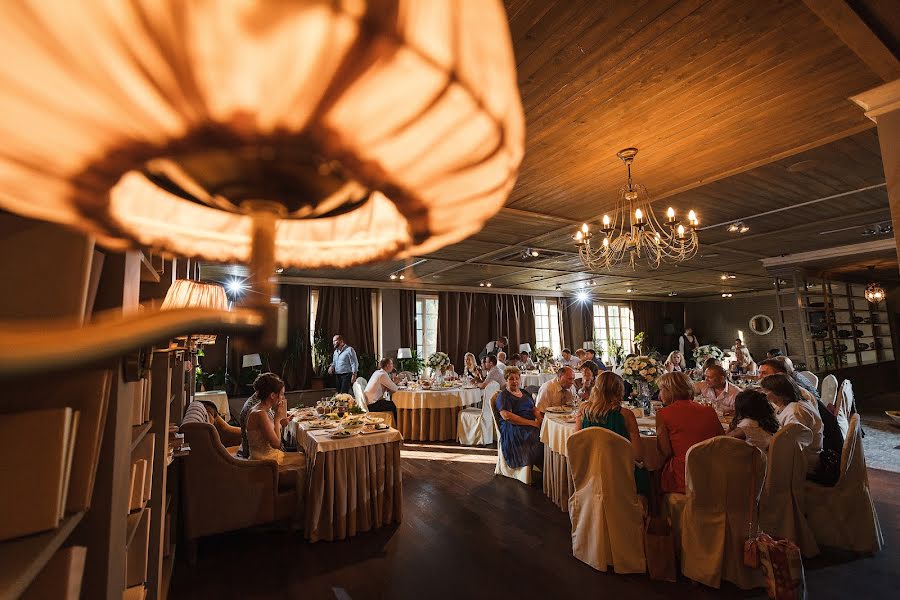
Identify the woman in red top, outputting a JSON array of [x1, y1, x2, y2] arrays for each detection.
[[655, 371, 723, 494]]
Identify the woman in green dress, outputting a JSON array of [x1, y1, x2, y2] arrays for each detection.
[[574, 371, 650, 498]]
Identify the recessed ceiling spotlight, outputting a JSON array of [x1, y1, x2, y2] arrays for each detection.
[[588, 279, 596, 286], [720, 272, 736, 280], [721, 293, 733, 298], [398, 274, 405, 280], [479, 282, 485, 287], [667, 291, 677, 297], [555, 284, 562, 291], [727, 221, 750, 234], [389, 274, 398, 280], [523, 247, 539, 258], [626, 288, 633, 293], [486, 282, 492, 287]]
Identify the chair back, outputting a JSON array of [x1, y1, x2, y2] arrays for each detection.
[[819, 374, 838, 408], [835, 379, 854, 439], [481, 381, 500, 443], [797, 370, 818, 390], [489, 389, 502, 438], [681, 436, 766, 589], [567, 427, 646, 574], [760, 423, 818, 556], [352, 378, 368, 411], [838, 413, 865, 488]]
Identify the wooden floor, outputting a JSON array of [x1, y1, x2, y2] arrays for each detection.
[[171, 441, 898, 600]]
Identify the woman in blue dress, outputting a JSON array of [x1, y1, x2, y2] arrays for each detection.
[[495, 366, 543, 468], [574, 371, 650, 498]]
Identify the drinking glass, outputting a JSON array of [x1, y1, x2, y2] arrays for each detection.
[[315, 401, 326, 416]]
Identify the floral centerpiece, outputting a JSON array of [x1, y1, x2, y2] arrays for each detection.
[[534, 346, 553, 371], [426, 351, 451, 383], [693, 344, 725, 364], [622, 355, 660, 411]]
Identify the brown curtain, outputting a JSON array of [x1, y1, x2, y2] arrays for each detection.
[[560, 296, 593, 351], [631, 300, 684, 355], [398, 289, 417, 349], [314, 286, 375, 357], [494, 293, 536, 356], [437, 292, 493, 369]]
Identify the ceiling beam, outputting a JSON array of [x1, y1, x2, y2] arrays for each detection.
[[801, 0, 900, 82]]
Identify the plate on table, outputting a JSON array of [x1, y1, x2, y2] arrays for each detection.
[[886, 410, 900, 424], [307, 421, 339, 430], [364, 416, 384, 424], [557, 414, 578, 423], [330, 430, 358, 439], [545, 406, 573, 414]]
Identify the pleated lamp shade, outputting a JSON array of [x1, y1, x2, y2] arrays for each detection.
[[0, 0, 524, 269], [161, 280, 229, 344]]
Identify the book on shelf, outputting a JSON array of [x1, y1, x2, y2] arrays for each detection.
[[0, 407, 79, 541], [123, 585, 147, 600], [125, 509, 151, 587], [129, 460, 147, 513], [20, 545, 87, 600]]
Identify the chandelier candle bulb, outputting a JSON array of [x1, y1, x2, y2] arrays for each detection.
[[634, 208, 644, 225], [688, 210, 698, 227], [602, 215, 610, 229], [677, 224, 686, 239], [667, 207, 676, 222]]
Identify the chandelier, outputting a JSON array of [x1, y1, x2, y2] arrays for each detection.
[[865, 282, 886, 304], [574, 148, 699, 269]]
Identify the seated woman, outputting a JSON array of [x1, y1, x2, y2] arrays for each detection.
[[574, 371, 650, 498], [495, 366, 543, 469], [760, 374, 830, 482], [462, 352, 484, 382], [730, 346, 758, 376], [663, 350, 685, 373], [181, 399, 242, 447], [576, 360, 599, 401], [726, 389, 779, 451], [244, 373, 306, 520], [656, 371, 723, 494]]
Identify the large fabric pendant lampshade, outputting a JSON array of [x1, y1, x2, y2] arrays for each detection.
[[0, 0, 524, 269]]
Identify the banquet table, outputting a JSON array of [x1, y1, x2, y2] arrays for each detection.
[[193, 390, 231, 422], [288, 421, 403, 542], [392, 386, 483, 441], [539, 412, 663, 513], [521, 372, 555, 388]]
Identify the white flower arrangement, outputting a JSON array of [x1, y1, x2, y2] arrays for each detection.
[[534, 346, 553, 362], [693, 344, 725, 363], [622, 355, 660, 387], [426, 351, 451, 369]]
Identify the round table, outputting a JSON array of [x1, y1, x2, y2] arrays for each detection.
[[392, 387, 484, 441], [539, 413, 662, 512], [521, 372, 554, 388]]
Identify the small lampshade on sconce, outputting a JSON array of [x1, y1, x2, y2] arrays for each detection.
[[582, 342, 595, 350], [242, 354, 263, 369], [519, 343, 532, 353], [0, 1, 524, 376], [396, 348, 413, 360], [161, 280, 229, 345]]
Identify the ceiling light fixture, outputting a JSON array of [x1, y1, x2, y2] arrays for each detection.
[[727, 221, 750, 234], [389, 274, 398, 280], [479, 281, 493, 288], [574, 148, 699, 270], [576, 290, 590, 302], [864, 268, 886, 304], [626, 288, 633, 293], [588, 279, 596, 286], [225, 278, 248, 297], [555, 284, 562, 291], [721, 293, 733, 298], [522, 247, 540, 258], [721, 272, 737, 280], [667, 291, 678, 297]]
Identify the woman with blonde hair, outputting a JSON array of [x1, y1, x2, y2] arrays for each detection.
[[663, 350, 685, 373], [574, 371, 650, 497], [730, 346, 758, 375], [462, 352, 484, 382], [655, 371, 723, 494]]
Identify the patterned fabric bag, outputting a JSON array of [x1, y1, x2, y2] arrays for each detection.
[[757, 534, 807, 599]]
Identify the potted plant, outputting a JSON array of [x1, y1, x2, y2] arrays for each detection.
[[311, 329, 332, 390], [280, 330, 304, 391], [398, 349, 425, 377]]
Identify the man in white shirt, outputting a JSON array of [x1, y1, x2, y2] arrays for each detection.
[[364, 357, 399, 419], [535, 366, 576, 414], [516, 351, 536, 370], [561, 348, 581, 369], [478, 355, 505, 389], [496, 351, 507, 372], [693, 364, 738, 414]]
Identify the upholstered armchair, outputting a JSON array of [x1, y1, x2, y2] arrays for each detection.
[[180, 423, 299, 561]]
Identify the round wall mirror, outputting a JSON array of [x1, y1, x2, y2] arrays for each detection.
[[749, 314, 774, 335]]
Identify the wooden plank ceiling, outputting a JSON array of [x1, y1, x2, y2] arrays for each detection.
[[203, 0, 898, 299]]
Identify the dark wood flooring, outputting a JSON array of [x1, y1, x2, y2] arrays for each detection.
[[170, 441, 898, 600]]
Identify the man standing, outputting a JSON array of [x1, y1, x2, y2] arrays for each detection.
[[535, 366, 576, 414], [679, 327, 700, 367], [328, 334, 358, 394], [478, 336, 509, 360]]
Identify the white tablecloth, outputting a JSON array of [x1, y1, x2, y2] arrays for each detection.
[[194, 390, 230, 422], [540, 414, 662, 470], [392, 387, 483, 410], [521, 372, 555, 388]]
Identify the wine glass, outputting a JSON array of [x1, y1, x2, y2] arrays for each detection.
[[336, 402, 345, 418], [316, 401, 326, 417]]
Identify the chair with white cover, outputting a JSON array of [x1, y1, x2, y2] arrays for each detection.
[[797, 370, 818, 390], [759, 423, 819, 557], [349, 377, 395, 428], [679, 437, 767, 590], [819, 374, 838, 409], [835, 379, 854, 440], [457, 381, 499, 446], [804, 414, 884, 554], [490, 391, 533, 485], [568, 427, 646, 574]]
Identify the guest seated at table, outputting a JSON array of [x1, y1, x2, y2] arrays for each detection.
[[584, 348, 607, 371], [182, 399, 242, 447], [730, 346, 758, 375], [237, 373, 284, 459], [561, 348, 581, 369], [726, 389, 778, 451], [656, 372, 723, 495], [364, 357, 400, 420], [462, 352, 484, 382], [496, 351, 507, 371], [759, 374, 832, 482], [441, 363, 459, 380], [663, 350, 686, 373], [577, 360, 599, 401], [244, 373, 306, 522], [765, 348, 784, 359], [515, 351, 536, 370], [478, 355, 505, 389], [574, 348, 587, 364], [535, 366, 576, 413], [693, 365, 739, 414], [575, 371, 650, 498], [495, 366, 543, 469]]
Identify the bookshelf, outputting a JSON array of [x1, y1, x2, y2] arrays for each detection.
[[0, 512, 84, 599]]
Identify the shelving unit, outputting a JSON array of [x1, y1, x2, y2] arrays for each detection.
[[0, 512, 85, 599], [774, 272, 894, 372]]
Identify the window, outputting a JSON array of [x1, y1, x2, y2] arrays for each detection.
[[592, 302, 635, 363], [533, 297, 562, 357], [415, 294, 439, 360], [309, 289, 319, 348]]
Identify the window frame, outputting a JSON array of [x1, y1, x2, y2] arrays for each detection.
[[591, 301, 635, 363], [415, 293, 439, 361]]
